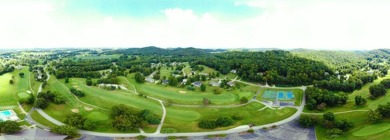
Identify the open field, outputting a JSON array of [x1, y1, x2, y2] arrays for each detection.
[[0, 73, 16, 106], [163, 102, 297, 132], [31, 110, 58, 128]]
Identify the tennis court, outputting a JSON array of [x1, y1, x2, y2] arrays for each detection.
[[262, 90, 294, 100]]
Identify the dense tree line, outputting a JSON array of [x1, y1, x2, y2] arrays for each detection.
[[35, 91, 66, 108], [367, 102, 390, 123], [0, 65, 14, 76], [314, 72, 377, 92], [299, 112, 354, 138], [64, 114, 95, 130], [110, 104, 160, 131], [51, 125, 78, 137], [0, 121, 21, 134], [198, 116, 236, 129], [305, 87, 348, 111], [54, 59, 114, 79], [193, 51, 332, 86], [69, 88, 86, 97]]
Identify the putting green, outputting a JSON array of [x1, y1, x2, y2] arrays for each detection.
[[18, 92, 29, 98], [86, 111, 109, 122], [352, 123, 390, 136]]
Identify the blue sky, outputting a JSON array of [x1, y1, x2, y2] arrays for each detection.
[[1, 0, 390, 50]]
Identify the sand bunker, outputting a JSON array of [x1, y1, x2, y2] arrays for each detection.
[[179, 91, 186, 94], [84, 107, 93, 111], [71, 109, 79, 113]]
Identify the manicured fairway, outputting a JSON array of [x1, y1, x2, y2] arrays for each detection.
[[18, 92, 29, 98], [68, 78, 163, 115], [86, 111, 109, 122], [163, 102, 297, 132], [353, 123, 390, 136], [31, 110, 58, 127], [0, 73, 17, 106]]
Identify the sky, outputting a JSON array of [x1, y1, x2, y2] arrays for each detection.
[[1, 0, 390, 50]]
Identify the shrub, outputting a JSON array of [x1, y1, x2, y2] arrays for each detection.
[[215, 116, 234, 127], [247, 129, 254, 133], [198, 120, 216, 129], [298, 115, 319, 128]]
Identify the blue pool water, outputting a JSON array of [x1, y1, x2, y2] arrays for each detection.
[[287, 92, 294, 99], [0, 110, 12, 116], [278, 92, 284, 98]]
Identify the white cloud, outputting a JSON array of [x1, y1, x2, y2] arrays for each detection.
[[1, 1, 390, 50]]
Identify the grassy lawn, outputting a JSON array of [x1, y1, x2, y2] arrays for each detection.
[[316, 111, 390, 140], [163, 102, 297, 132], [67, 78, 163, 115], [256, 88, 304, 106], [29, 71, 42, 94], [31, 110, 58, 128], [352, 123, 390, 137], [0, 73, 17, 106]]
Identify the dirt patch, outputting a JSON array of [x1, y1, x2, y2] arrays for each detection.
[[84, 107, 93, 111], [71, 109, 79, 113], [179, 91, 187, 94]]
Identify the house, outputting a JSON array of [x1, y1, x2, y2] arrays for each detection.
[[230, 69, 237, 74], [192, 81, 202, 87], [162, 80, 169, 85], [4, 127, 67, 140], [199, 73, 209, 76], [145, 77, 155, 83], [227, 81, 235, 87], [181, 79, 188, 85], [209, 81, 220, 87], [367, 70, 374, 75]]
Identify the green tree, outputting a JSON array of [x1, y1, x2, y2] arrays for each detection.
[[215, 116, 234, 127], [0, 121, 21, 133], [168, 76, 178, 86], [51, 125, 78, 137], [203, 98, 211, 106], [19, 72, 24, 78], [354, 95, 366, 106], [369, 84, 386, 98], [367, 109, 382, 123], [380, 79, 390, 88], [134, 72, 145, 83], [298, 115, 319, 128], [86, 78, 93, 86], [323, 112, 335, 122], [200, 84, 206, 92], [53, 95, 66, 104], [198, 120, 216, 129], [65, 77, 69, 83], [9, 79, 14, 84], [336, 119, 354, 131], [35, 98, 49, 109], [240, 97, 248, 104]]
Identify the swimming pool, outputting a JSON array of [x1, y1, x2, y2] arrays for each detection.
[[278, 92, 284, 98], [287, 92, 294, 99], [0, 110, 12, 116]]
